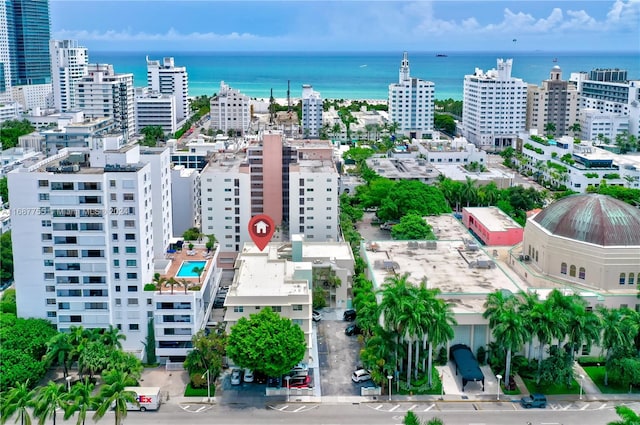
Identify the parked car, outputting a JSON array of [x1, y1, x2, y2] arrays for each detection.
[[230, 369, 242, 385], [254, 371, 268, 384], [343, 309, 356, 321], [290, 362, 309, 377], [351, 369, 372, 383], [267, 376, 281, 388], [345, 324, 362, 336], [520, 393, 547, 408], [289, 375, 312, 388], [312, 310, 322, 322], [243, 369, 254, 383], [379, 221, 397, 230]]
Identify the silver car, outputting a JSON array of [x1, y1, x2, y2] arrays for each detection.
[[351, 369, 372, 383]]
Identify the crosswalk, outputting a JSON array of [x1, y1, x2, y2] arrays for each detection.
[[267, 404, 320, 413]]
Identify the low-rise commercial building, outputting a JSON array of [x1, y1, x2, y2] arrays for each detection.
[[462, 207, 523, 246]]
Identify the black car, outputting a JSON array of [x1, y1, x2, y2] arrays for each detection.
[[343, 309, 356, 321], [345, 324, 362, 336], [254, 371, 268, 384], [267, 376, 282, 388]]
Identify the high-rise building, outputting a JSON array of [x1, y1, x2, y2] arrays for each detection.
[[134, 87, 177, 134], [200, 131, 339, 265], [527, 66, 579, 138], [301, 84, 322, 139], [388, 52, 435, 139], [209, 81, 250, 136], [6, 0, 51, 86], [50, 40, 89, 112], [0, 2, 12, 103], [75, 64, 135, 139], [146, 56, 189, 122], [571, 69, 640, 138], [461, 58, 528, 151]]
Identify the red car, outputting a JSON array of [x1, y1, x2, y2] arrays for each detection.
[[288, 375, 312, 388]]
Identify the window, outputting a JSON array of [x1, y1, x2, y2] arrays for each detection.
[[127, 286, 138, 292], [560, 262, 567, 275], [271, 306, 282, 313], [569, 265, 576, 277], [125, 234, 135, 241], [129, 324, 139, 331], [125, 246, 136, 254], [620, 273, 626, 285], [123, 193, 134, 201], [126, 259, 136, 267], [115, 298, 121, 306], [233, 306, 244, 313], [39, 193, 49, 201], [113, 259, 120, 267], [578, 267, 585, 280], [38, 180, 49, 187], [292, 305, 303, 311], [630, 273, 636, 285], [126, 273, 137, 279], [127, 298, 138, 306]]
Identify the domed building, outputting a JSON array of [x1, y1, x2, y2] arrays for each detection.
[[523, 194, 640, 291]]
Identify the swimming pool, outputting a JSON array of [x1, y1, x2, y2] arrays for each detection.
[[176, 261, 206, 278]]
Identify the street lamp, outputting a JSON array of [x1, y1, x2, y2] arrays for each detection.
[[284, 376, 291, 402], [201, 370, 211, 402], [387, 375, 393, 401], [440, 372, 444, 400], [579, 374, 585, 400], [65, 376, 72, 392], [496, 374, 502, 401]]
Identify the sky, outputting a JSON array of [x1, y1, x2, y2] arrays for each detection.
[[50, 0, 640, 52]]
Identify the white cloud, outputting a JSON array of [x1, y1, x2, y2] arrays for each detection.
[[53, 28, 262, 42]]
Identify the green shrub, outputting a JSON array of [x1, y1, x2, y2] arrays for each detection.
[[184, 382, 215, 397], [476, 346, 487, 365], [143, 283, 157, 291], [435, 347, 448, 366]]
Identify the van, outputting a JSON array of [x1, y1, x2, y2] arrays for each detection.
[[124, 387, 161, 411]]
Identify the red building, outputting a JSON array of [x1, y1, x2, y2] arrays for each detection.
[[462, 207, 523, 246]]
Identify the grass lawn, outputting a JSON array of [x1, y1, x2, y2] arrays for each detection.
[[582, 366, 640, 394], [521, 376, 580, 395], [184, 383, 215, 397]]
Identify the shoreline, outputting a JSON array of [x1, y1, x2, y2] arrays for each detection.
[[250, 97, 389, 105]]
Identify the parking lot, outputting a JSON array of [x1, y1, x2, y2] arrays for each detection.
[[317, 310, 374, 396], [357, 212, 393, 242]]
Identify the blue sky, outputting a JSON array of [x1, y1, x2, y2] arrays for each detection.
[[50, 0, 640, 52]]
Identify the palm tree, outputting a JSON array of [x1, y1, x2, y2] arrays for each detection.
[[544, 122, 556, 137], [426, 297, 457, 388], [193, 266, 205, 285], [569, 122, 581, 137], [93, 370, 139, 425], [491, 307, 527, 389], [599, 306, 635, 386], [43, 333, 73, 378], [399, 291, 425, 387], [64, 377, 99, 425], [167, 277, 178, 294], [179, 278, 191, 294], [68, 326, 91, 380], [33, 381, 67, 425], [101, 325, 126, 350], [565, 297, 601, 362], [483, 290, 516, 329], [608, 405, 640, 425], [1, 380, 37, 425], [152, 273, 167, 295], [516, 291, 539, 361], [531, 298, 566, 384], [461, 176, 477, 207]]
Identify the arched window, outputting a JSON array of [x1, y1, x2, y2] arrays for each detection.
[[535, 250, 539, 262], [620, 273, 626, 285], [579, 267, 585, 280], [561, 263, 567, 275], [569, 265, 576, 277], [629, 273, 635, 285]]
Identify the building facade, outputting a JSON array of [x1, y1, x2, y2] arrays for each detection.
[[301, 84, 322, 139], [462, 207, 524, 246], [526, 66, 579, 139], [75, 64, 135, 139], [388, 52, 435, 139], [50, 40, 88, 112], [209, 81, 250, 136], [134, 88, 177, 134], [462, 59, 527, 151], [146, 56, 189, 122]]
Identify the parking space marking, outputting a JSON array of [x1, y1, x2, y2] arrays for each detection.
[[423, 404, 435, 412], [278, 405, 289, 411], [580, 404, 589, 410], [267, 404, 320, 413], [389, 404, 400, 412], [195, 406, 207, 413], [293, 406, 306, 412], [561, 404, 571, 410], [598, 403, 608, 410], [407, 404, 418, 411], [375, 404, 384, 410], [178, 403, 214, 413]]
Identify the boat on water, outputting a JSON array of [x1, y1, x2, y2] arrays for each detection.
[[436, 53, 448, 57]]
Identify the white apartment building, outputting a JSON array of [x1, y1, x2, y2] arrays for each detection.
[[526, 66, 579, 138], [75, 64, 135, 139], [209, 81, 250, 136], [579, 108, 630, 142], [570, 69, 640, 139], [0, 1, 11, 104], [461, 58, 528, 151], [170, 165, 200, 237], [134, 88, 177, 134], [50, 40, 88, 112], [515, 131, 640, 192], [41, 116, 115, 155], [301, 84, 322, 139], [146, 56, 189, 122], [0, 101, 19, 122], [7, 142, 164, 354], [289, 160, 339, 242], [11, 83, 52, 112], [388, 52, 435, 139]]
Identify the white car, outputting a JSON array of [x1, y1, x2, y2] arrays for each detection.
[[352, 369, 372, 383], [243, 369, 254, 383], [230, 369, 242, 385], [312, 310, 322, 322]]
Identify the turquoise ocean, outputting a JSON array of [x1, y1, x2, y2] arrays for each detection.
[[91, 51, 640, 101]]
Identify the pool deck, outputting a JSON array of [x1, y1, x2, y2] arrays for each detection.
[[161, 246, 213, 283]]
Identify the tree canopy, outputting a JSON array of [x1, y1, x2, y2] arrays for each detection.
[[0, 119, 35, 149], [226, 308, 306, 377], [391, 212, 436, 240], [376, 180, 452, 221], [1, 231, 14, 283]]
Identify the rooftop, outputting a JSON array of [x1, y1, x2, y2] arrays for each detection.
[[365, 157, 439, 180], [464, 207, 522, 231]]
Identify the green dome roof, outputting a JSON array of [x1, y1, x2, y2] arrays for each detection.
[[532, 194, 640, 246]]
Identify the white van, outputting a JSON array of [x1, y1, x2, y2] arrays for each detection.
[[124, 387, 161, 411]]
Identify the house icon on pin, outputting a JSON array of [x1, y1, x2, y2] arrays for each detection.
[[254, 220, 268, 235]]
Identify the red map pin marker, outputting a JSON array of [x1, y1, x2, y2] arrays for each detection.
[[248, 214, 275, 251]]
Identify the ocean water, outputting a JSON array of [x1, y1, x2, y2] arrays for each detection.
[[91, 51, 640, 101]]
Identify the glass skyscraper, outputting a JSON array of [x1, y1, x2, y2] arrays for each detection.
[[6, 0, 51, 85]]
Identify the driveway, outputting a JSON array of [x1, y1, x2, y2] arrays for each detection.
[[317, 312, 373, 396], [357, 212, 393, 242]]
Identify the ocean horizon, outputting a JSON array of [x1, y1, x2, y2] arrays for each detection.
[[90, 50, 640, 101]]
